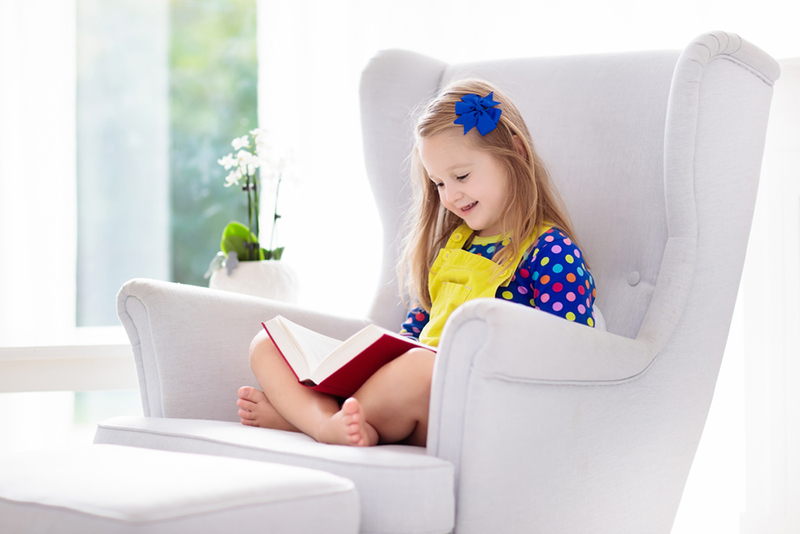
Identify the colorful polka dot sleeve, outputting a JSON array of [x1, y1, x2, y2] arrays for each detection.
[[399, 227, 596, 339], [400, 307, 430, 340], [521, 228, 596, 327]]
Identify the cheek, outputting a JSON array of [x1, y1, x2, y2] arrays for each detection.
[[427, 183, 442, 202], [495, 176, 513, 207], [500, 187, 512, 206]]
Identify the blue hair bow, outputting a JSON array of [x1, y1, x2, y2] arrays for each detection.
[[454, 92, 502, 135]]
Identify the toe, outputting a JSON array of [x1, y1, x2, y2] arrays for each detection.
[[342, 397, 360, 415], [237, 398, 256, 410]]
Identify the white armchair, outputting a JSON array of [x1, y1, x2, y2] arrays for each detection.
[[100, 32, 779, 534]]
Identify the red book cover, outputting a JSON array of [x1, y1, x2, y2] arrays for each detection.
[[306, 334, 424, 397], [262, 321, 433, 398]]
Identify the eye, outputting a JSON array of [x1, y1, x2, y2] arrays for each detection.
[[433, 182, 444, 189], [456, 173, 469, 181]]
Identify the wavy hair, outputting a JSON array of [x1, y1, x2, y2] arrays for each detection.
[[399, 79, 581, 311]]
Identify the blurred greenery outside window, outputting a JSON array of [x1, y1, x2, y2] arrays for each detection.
[[76, 0, 257, 327]]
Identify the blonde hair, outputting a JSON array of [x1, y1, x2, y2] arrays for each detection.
[[399, 79, 581, 311]]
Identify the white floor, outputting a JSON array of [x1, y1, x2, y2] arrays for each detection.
[[0, 390, 142, 453]]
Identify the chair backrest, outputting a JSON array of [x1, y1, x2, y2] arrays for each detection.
[[359, 32, 779, 533], [360, 32, 779, 353]]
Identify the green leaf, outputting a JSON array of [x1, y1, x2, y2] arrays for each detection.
[[220, 221, 260, 261]]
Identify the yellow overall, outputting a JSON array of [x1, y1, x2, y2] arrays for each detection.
[[419, 222, 550, 347]]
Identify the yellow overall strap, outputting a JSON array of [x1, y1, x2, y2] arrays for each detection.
[[419, 223, 550, 347]]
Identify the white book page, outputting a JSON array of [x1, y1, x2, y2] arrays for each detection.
[[311, 324, 426, 383], [278, 318, 342, 371]]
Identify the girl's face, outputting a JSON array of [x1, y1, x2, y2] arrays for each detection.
[[419, 130, 509, 237]]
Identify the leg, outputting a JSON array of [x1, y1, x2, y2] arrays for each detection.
[[237, 386, 299, 431], [244, 329, 377, 446], [352, 347, 435, 446]]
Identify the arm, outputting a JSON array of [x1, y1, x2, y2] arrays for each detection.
[[399, 305, 430, 340], [117, 278, 371, 421], [525, 228, 597, 327]]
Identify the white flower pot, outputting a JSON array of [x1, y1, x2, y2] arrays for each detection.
[[209, 260, 298, 303]]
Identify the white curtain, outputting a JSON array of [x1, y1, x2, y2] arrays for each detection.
[[0, 0, 77, 342]]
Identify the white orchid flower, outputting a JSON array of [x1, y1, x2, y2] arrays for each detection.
[[235, 149, 251, 165], [212, 129, 296, 270], [231, 135, 250, 151], [249, 128, 267, 142], [250, 128, 278, 158], [254, 140, 270, 158], [217, 153, 236, 170], [223, 169, 240, 187], [235, 150, 261, 176]]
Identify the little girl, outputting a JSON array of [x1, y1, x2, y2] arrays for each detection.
[[237, 79, 596, 447]]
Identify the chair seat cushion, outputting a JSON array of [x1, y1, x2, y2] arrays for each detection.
[[95, 416, 455, 534], [0, 444, 359, 534]]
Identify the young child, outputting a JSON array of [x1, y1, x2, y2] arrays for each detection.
[[237, 79, 596, 447]]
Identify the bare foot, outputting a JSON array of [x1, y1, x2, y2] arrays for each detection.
[[317, 397, 379, 446], [237, 386, 299, 432]]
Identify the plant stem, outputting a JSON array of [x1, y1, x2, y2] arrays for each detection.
[[244, 174, 254, 260], [269, 173, 283, 253], [253, 168, 260, 252]]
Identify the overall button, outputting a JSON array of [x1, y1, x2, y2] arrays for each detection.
[[628, 271, 641, 286], [452, 233, 463, 242]]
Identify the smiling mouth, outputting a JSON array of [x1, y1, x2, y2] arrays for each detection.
[[460, 202, 477, 213]]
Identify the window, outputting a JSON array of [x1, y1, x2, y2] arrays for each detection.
[[76, 0, 258, 326]]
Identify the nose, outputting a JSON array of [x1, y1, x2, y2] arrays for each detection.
[[443, 181, 463, 204]]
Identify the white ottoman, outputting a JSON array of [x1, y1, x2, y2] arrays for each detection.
[[0, 444, 359, 534]]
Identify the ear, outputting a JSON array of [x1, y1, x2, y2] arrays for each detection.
[[512, 135, 527, 160]]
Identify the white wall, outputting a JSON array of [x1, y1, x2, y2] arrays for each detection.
[[740, 59, 800, 534]]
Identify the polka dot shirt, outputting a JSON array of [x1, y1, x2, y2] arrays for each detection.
[[400, 227, 597, 339]]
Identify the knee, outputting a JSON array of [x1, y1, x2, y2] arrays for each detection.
[[387, 348, 435, 394], [249, 330, 277, 369]]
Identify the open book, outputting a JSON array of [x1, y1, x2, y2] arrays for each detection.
[[262, 315, 434, 398]]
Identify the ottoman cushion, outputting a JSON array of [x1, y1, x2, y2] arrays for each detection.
[[95, 417, 455, 534], [0, 444, 359, 534], [95, 416, 455, 534]]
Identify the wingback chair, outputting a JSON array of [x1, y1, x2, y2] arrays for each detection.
[[101, 32, 779, 534]]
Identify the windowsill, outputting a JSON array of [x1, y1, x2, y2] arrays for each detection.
[[0, 326, 137, 393]]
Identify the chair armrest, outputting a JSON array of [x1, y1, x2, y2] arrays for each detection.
[[428, 296, 653, 455], [117, 278, 371, 421], [425, 298, 657, 532], [430, 297, 652, 398], [427, 295, 653, 465]]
